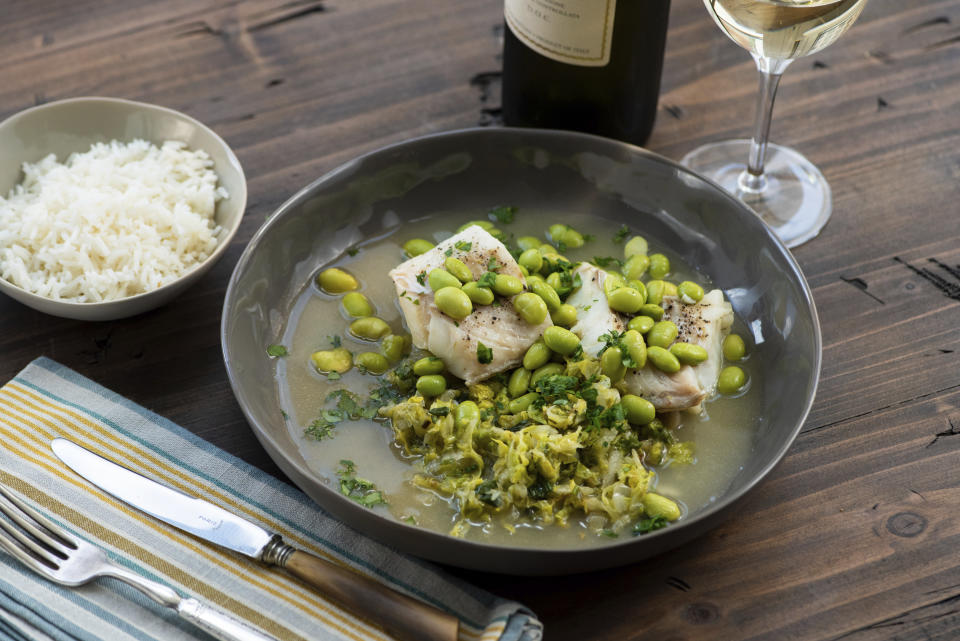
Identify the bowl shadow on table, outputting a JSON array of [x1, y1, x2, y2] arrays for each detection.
[[223, 127, 821, 576]]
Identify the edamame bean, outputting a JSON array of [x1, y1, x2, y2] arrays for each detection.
[[638, 304, 664, 321], [349, 316, 391, 341], [647, 346, 681, 373], [518, 248, 544, 274], [517, 236, 541, 252], [543, 326, 581, 356], [462, 281, 495, 305], [722, 334, 746, 361], [642, 493, 681, 521], [356, 352, 389, 375], [538, 243, 557, 255], [628, 315, 655, 334], [428, 268, 461, 292], [513, 292, 549, 325], [341, 292, 374, 318], [523, 340, 552, 370], [622, 329, 647, 369], [623, 254, 651, 280], [444, 257, 473, 283], [530, 362, 565, 386], [649, 253, 670, 279], [678, 281, 705, 304], [457, 220, 494, 232], [546, 271, 572, 297], [311, 348, 353, 374], [508, 392, 539, 414], [380, 334, 411, 363], [647, 320, 679, 349], [548, 224, 585, 249], [518, 264, 529, 277], [603, 272, 627, 296], [416, 374, 447, 397], [670, 342, 708, 365], [551, 303, 578, 327], [413, 356, 445, 376], [529, 279, 561, 312], [621, 394, 656, 425], [624, 235, 648, 259], [507, 367, 532, 398], [628, 280, 648, 304], [606, 287, 644, 314], [455, 401, 480, 429], [717, 366, 747, 395], [317, 267, 358, 293], [646, 280, 665, 305], [662, 281, 678, 298], [601, 346, 626, 383], [434, 286, 473, 320], [402, 238, 434, 257], [493, 274, 524, 297]]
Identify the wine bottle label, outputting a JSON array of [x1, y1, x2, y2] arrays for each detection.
[[504, 0, 617, 67]]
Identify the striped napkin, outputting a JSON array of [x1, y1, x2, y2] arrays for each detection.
[[0, 357, 543, 641]]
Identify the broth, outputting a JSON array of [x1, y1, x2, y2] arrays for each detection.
[[276, 211, 756, 548]]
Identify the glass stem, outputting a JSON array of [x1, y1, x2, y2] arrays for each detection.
[[738, 55, 793, 194]]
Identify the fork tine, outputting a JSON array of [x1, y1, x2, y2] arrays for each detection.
[[0, 484, 76, 550], [0, 520, 56, 575], [0, 486, 75, 568]]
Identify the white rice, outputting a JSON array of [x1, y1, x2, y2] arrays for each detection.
[[0, 139, 228, 303]]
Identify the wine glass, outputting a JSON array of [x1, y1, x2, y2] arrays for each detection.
[[681, 0, 869, 248]]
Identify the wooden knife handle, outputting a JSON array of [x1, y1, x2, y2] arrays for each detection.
[[281, 548, 459, 641]]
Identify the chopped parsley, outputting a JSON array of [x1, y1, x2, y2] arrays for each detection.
[[328, 335, 342, 348], [305, 389, 388, 441], [326, 372, 341, 381], [488, 205, 516, 224], [281, 409, 289, 420], [444, 247, 453, 257], [613, 225, 630, 244], [487, 256, 501, 272], [347, 247, 359, 257], [428, 406, 450, 417], [416, 271, 427, 286], [455, 240, 472, 252], [583, 234, 596, 242], [336, 460, 387, 507], [477, 342, 494, 364], [593, 256, 623, 269], [633, 515, 669, 535], [266, 344, 288, 357], [476, 271, 497, 288], [597, 330, 638, 368]]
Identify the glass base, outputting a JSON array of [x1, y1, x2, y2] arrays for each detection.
[[680, 140, 831, 248]]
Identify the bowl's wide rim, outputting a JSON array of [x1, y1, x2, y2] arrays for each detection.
[[222, 125, 822, 566], [0, 96, 247, 312]]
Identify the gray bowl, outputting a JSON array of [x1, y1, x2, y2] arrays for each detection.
[[0, 97, 246, 320], [222, 128, 821, 575]]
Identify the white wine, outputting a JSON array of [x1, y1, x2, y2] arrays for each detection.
[[704, 0, 867, 59]]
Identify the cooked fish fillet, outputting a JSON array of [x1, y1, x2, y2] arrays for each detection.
[[623, 289, 734, 410], [389, 225, 552, 385], [566, 263, 628, 358]]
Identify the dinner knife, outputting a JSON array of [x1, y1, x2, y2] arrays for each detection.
[[51, 438, 459, 641]]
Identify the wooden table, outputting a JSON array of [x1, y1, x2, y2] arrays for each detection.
[[2, 1, 959, 639]]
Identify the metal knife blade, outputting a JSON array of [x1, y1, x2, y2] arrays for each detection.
[[51, 438, 273, 558]]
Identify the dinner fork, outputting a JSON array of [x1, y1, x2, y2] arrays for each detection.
[[0, 482, 275, 641]]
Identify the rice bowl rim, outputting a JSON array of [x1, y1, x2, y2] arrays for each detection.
[[0, 96, 247, 318]]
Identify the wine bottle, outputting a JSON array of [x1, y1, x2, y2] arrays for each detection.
[[501, 0, 672, 147]]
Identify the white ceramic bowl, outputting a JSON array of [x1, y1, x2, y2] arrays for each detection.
[[0, 97, 247, 321]]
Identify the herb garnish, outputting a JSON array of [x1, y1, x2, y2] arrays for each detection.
[[416, 271, 427, 286], [477, 271, 497, 288], [328, 335, 342, 348], [487, 256, 501, 272], [444, 247, 453, 257], [633, 515, 668, 535], [305, 389, 389, 440], [266, 344, 288, 357], [428, 406, 450, 417], [347, 247, 359, 257], [477, 342, 494, 364], [593, 256, 623, 269], [488, 205, 516, 224], [613, 225, 630, 244], [336, 460, 387, 507], [455, 240, 472, 252]]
